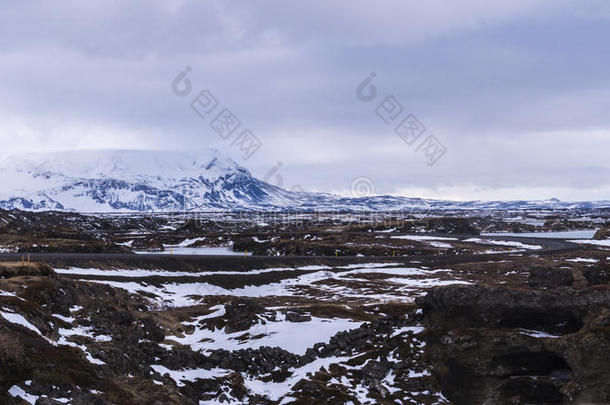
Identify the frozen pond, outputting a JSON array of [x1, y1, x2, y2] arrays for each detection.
[[481, 230, 598, 239], [135, 246, 251, 255]]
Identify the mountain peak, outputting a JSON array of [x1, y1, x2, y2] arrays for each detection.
[[0, 149, 264, 212]]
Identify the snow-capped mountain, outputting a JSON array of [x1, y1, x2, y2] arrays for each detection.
[[0, 149, 609, 212], [0, 149, 301, 212]]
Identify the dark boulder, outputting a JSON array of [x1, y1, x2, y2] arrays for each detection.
[[361, 360, 390, 384], [584, 265, 610, 286], [528, 266, 574, 289], [223, 299, 264, 334], [285, 309, 312, 323], [418, 285, 610, 404], [141, 317, 165, 342], [131, 237, 165, 252]]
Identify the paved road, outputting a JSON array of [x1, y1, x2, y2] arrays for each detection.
[[0, 235, 581, 271]]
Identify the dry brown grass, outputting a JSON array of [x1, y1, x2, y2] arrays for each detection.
[[0, 262, 54, 278], [0, 333, 25, 366]]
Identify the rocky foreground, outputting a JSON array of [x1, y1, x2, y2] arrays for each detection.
[[0, 256, 609, 404], [420, 285, 610, 404]]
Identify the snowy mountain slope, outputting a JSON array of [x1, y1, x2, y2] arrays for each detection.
[[0, 149, 304, 212], [0, 149, 609, 212]]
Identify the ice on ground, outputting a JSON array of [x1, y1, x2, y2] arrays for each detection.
[[59, 324, 112, 343], [136, 246, 251, 255], [0, 290, 20, 298], [337, 263, 401, 269], [56, 326, 109, 364], [167, 315, 363, 356], [150, 365, 229, 387], [390, 326, 424, 337], [52, 313, 75, 323], [1, 307, 106, 364], [519, 329, 560, 339], [569, 239, 610, 247], [243, 355, 352, 401], [0, 309, 44, 336], [386, 278, 471, 288], [566, 258, 599, 263], [81, 264, 468, 306], [483, 230, 598, 239], [391, 235, 458, 241], [463, 238, 542, 250], [342, 267, 451, 276], [376, 227, 396, 233], [8, 385, 39, 404], [84, 280, 217, 307], [177, 237, 207, 247], [183, 305, 226, 325], [428, 241, 453, 248], [56, 264, 333, 278]]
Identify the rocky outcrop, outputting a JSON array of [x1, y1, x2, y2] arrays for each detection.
[[594, 228, 610, 240], [131, 237, 165, 252], [423, 218, 480, 235], [222, 298, 266, 334], [583, 264, 610, 286], [528, 266, 574, 289], [418, 285, 610, 404]]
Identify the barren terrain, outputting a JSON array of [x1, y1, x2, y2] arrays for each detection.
[[1, 209, 609, 404]]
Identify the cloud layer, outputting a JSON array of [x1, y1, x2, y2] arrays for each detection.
[[1, 0, 609, 200]]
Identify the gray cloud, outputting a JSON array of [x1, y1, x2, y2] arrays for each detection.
[[1, 0, 609, 200]]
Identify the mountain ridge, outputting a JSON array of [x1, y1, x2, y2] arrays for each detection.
[[0, 149, 609, 213]]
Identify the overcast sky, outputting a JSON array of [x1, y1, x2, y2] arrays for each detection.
[[1, 0, 609, 201]]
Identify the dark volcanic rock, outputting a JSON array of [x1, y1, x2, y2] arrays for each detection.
[[176, 218, 207, 235], [223, 298, 265, 333], [417, 285, 605, 334], [418, 285, 610, 404], [285, 309, 312, 323], [361, 360, 390, 384], [141, 317, 165, 342], [583, 264, 610, 286], [131, 237, 165, 252], [423, 217, 480, 235], [528, 266, 574, 289], [594, 228, 610, 240]]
